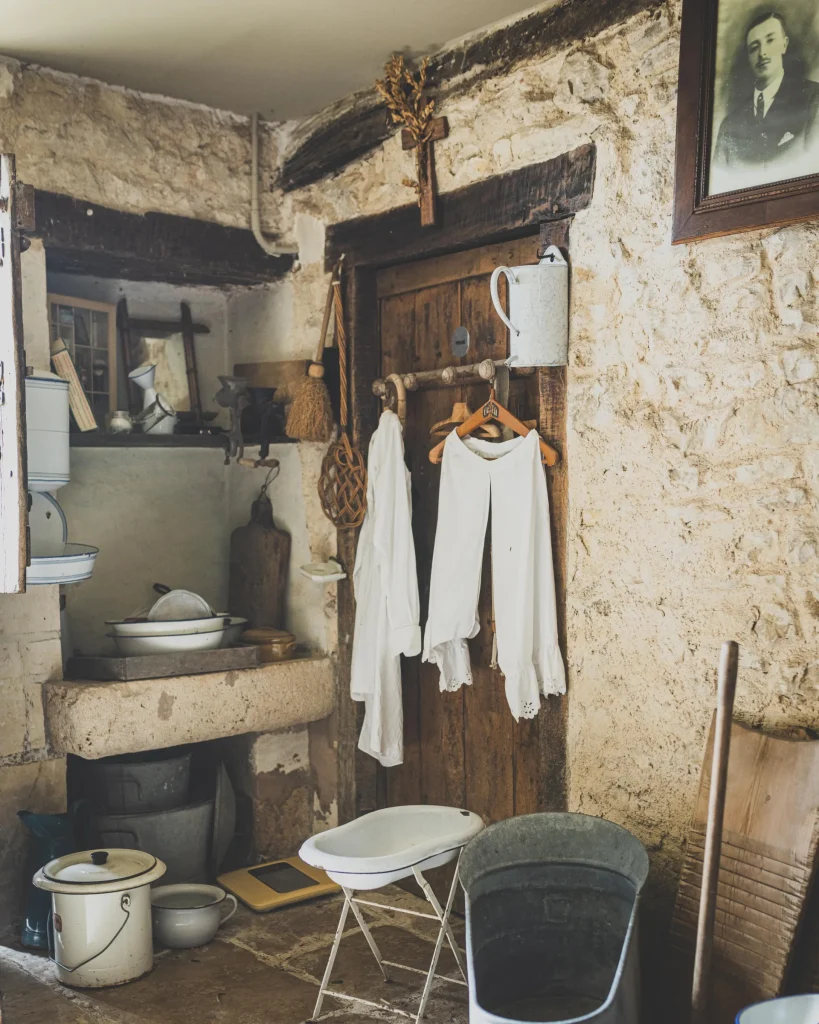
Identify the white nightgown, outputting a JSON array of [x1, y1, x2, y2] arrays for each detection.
[[350, 410, 420, 766], [422, 428, 565, 720]]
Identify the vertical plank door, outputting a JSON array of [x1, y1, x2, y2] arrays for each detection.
[[376, 234, 566, 824]]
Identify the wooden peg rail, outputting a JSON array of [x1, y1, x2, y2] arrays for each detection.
[[372, 358, 535, 396]]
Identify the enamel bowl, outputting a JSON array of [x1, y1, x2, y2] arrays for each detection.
[[27, 543, 99, 586], [107, 629, 227, 656], [105, 616, 230, 638], [151, 884, 237, 948]]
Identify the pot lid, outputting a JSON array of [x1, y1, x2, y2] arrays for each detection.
[[36, 849, 166, 894]]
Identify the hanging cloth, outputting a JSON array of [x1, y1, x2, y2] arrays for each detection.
[[350, 409, 420, 765], [422, 429, 565, 720]]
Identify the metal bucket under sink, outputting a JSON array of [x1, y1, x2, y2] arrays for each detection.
[[80, 747, 192, 814], [93, 799, 213, 885]]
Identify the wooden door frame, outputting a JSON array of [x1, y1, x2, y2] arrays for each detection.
[[325, 144, 596, 822]]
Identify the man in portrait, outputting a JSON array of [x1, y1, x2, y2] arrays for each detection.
[[714, 10, 819, 170]]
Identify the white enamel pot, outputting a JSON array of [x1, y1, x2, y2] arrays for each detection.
[[151, 884, 237, 948], [33, 849, 166, 988]]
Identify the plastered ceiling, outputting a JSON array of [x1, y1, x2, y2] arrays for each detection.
[[3, 0, 541, 118]]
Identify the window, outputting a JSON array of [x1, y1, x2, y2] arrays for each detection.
[[48, 295, 117, 426]]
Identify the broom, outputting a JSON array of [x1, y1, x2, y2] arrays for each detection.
[[285, 262, 339, 442]]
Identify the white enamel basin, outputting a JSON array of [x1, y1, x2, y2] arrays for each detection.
[[300, 805, 484, 890]]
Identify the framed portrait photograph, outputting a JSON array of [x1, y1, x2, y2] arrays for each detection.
[[673, 0, 819, 242]]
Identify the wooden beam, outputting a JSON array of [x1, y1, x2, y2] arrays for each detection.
[[279, 93, 393, 194], [280, 0, 657, 191], [129, 318, 210, 337], [326, 144, 595, 270], [30, 190, 294, 287]]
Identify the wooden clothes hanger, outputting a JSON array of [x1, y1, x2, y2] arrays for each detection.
[[428, 387, 559, 466]]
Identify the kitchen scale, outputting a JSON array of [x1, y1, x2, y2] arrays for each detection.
[[217, 856, 339, 912]]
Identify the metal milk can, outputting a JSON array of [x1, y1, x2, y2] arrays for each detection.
[[490, 245, 569, 366]]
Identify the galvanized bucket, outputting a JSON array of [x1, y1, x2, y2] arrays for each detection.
[[737, 995, 819, 1023], [460, 812, 649, 1024]]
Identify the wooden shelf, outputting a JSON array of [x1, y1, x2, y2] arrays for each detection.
[[70, 432, 227, 449], [69, 433, 298, 449]]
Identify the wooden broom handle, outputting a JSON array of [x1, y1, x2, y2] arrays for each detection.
[[313, 273, 336, 364], [691, 640, 739, 1024], [333, 277, 349, 433]]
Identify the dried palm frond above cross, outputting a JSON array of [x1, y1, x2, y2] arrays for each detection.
[[375, 55, 449, 227]]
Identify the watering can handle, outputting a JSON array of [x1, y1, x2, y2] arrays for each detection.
[[490, 267, 520, 337]]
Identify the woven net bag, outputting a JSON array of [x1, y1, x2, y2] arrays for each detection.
[[318, 276, 367, 529]]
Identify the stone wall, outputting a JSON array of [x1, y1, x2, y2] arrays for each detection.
[[272, 0, 819, 916], [0, 585, 65, 933], [0, 57, 326, 937], [3, 0, 819, 951], [0, 58, 281, 230]]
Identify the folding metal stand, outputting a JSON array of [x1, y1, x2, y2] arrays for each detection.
[[310, 856, 467, 1023]]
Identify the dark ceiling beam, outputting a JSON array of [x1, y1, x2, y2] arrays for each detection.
[[280, 0, 661, 192], [326, 144, 595, 270], [31, 190, 294, 288]]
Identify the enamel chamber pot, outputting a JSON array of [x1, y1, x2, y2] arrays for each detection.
[[33, 848, 166, 988]]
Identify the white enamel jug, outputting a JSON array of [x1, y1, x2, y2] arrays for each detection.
[[490, 245, 568, 366]]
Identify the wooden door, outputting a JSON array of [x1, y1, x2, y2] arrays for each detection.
[[377, 234, 563, 824]]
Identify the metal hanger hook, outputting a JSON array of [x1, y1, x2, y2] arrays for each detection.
[[259, 462, 281, 499]]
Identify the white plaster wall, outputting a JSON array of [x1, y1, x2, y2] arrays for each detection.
[[226, 444, 336, 654], [58, 448, 229, 655], [225, 280, 337, 654], [42, 276, 232, 655]]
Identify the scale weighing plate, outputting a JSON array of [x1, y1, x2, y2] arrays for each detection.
[[217, 855, 339, 912]]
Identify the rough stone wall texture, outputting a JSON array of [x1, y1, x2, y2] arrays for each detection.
[[0, 586, 65, 937], [0, 56, 283, 230], [3, 0, 819, 949], [0, 759, 66, 938], [273, 0, 819, 914]]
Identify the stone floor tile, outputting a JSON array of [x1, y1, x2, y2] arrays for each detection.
[[288, 924, 467, 1022], [89, 939, 317, 1024]]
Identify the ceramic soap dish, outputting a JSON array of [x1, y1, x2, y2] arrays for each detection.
[[299, 560, 346, 584]]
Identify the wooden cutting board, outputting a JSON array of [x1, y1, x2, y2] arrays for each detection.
[[669, 719, 819, 1023], [229, 495, 291, 630]]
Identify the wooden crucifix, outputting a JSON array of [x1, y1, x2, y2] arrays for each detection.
[[401, 116, 448, 227]]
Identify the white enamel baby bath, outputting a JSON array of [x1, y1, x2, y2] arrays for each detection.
[[300, 805, 484, 890]]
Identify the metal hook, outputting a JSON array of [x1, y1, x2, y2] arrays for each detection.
[[383, 373, 407, 429], [259, 461, 281, 498]]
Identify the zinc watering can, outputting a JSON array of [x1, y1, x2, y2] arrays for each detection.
[[490, 245, 569, 367]]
